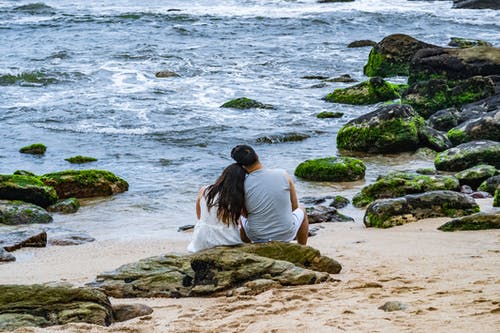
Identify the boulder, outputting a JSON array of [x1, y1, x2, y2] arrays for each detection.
[[336, 104, 424, 153], [0, 201, 53, 225], [294, 156, 366, 181], [347, 40, 376, 48], [455, 164, 498, 189], [452, 0, 500, 9], [323, 77, 403, 105], [0, 284, 113, 331], [448, 37, 492, 48], [364, 190, 480, 228], [112, 303, 153, 322], [478, 175, 500, 194], [46, 197, 80, 213], [447, 109, 500, 145], [0, 174, 58, 208], [439, 212, 500, 231], [0, 230, 47, 252], [306, 205, 354, 223], [19, 143, 46, 155], [89, 243, 338, 298], [40, 170, 129, 199], [220, 97, 274, 109], [434, 140, 500, 171], [418, 125, 453, 152], [256, 132, 310, 143], [353, 171, 460, 208], [429, 108, 460, 131], [363, 34, 437, 77], [0, 248, 15, 262]]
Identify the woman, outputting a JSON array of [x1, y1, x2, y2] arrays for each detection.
[[187, 163, 246, 252]]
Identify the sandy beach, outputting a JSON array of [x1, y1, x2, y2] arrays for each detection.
[[1, 199, 499, 333]]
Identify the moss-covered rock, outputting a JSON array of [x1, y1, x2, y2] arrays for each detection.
[[0, 174, 58, 208], [330, 195, 350, 209], [40, 170, 128, 199], [0, 200, 52, 225], [0, 284, 113, 331], [438, 212, 500, 231], [220, 97, 274, 109], [363, 34, 437, 77], [447, 110, 500, 145], [494, 189, 499, 207], [478, 175, 500, 194], [19, 143, 46, 155], [256, 132, 310, 144], [448, 37, 492, 48], [336, 104, 424, 153], [46, 198, 80, 214], [13, 170, 36, 177], [434, 140, 500, 172], [418, 125, 453, 152], [0, 72, 57, 86], [316, 111, 344, 118], [89, 243, 337, 298], [347, 40, 376, 48], [364, 190, 480, 228], [352, 171, 460, 208], [428, 108, 460, 131], [323, 77, 403, 105], [65, 155, 98, 164], [455, 164, 498, 189], [294, 156, 365, 181]]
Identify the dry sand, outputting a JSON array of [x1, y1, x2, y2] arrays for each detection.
[[1, 199, 499, 333]]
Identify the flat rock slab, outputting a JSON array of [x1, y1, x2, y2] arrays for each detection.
[[48, 232, 95, 246], [438, 212, 500, 231]]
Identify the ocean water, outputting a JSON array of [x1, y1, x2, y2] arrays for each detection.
[[0, 0, 499, 241]]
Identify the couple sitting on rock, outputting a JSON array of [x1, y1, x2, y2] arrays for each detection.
[[188, 145, 309, 252]]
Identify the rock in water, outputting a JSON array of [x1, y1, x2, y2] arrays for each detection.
[[0, 201, 53, 225], [0, 230, 47, 252], [0, 174, 58, 208]]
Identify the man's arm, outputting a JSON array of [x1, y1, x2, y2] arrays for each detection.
[[286, 173, 299, 211], [195, 187, 205, 220]]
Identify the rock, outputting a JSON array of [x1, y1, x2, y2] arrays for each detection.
[[256, 132, 310, 143], [418, 125, 453, 152], [364, 34, 437, 77], [300, 196, 331, 205], [447, 109, 500, 145], [336, 104, 424, 153], [48, 232, 95, 246], [434, 140, 500, 171], [318, 0, 354, 2], [0, 174, 58, 208], [306, 205, 354, 223], [348, 40, 376, 48], [112, 303, 153, 322], [155, 71, 179, 78], [0, 248, 15, 262], [46, 198, 80, 213], [364, 190, 480, 228], [378, 301, 408, 312], [416, 168, 437, 175], [0, 284, 113, 330], [0, 201, 53, 225], [178, 224, 195, 232], [294, 156, 366, 181], [452, 0, 500, 9], [330, 195, 350, 209], [302, 75, 329, 80], [324, 74, 357, 83], [455, 164, 498, 189], [316, 111, 344, 118], [19, 143, 46, 155], [478, 175, 500, 194], [13, 170, 36, 177], [323, 77, 403, 105], [471, 191, 492, 198], [89, 243, 338, 298], [220, 97, 274, 109], [461, 185, 474, 194], [0, 230, 47, 252], [65, 155, 98, 164], [494, 189, 499, 206], [40, 170, 129, 199], [429, 108, 460, 131], [353, 171, 460, 208], [438, 212, 500, 231], [448, 37, 492, 48]]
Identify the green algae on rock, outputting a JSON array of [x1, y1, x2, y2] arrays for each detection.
[[46, 198, 80, 214], [447, 110, 500, 145], [256, 132, 310, 144], [19, 143, 46, 155], [0, 200, 53, 225], [316, 111, 344, 119], [0, 174, 58, 208], [220, 97, 274, 109], [438, 212, 500, 231], [455, 164, 498, 189], [434, 140, 500, 172], [40, 170, 128, 199], [0, 72, 57, 86], [295, 156, 365, 182], [65, 155, 98, 164], [478, 175, 500, 194], [323, 77, 402, 105], [494, 189, 499, 207], [448, 37, 492, 48]]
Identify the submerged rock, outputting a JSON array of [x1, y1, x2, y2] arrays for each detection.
[[438, 212, 500, 231], [330, 195, 350, 209], [19, 143, 46, 155], [0, 230, 47, 252], [65, 155, 98, 164], [0, 174, 58, 208], [364, 190, 479, 228], [455, 164, 498, 189], [378, 301, 408, 312], [434, 140, 500, 171], [348, 40, 376, 48], [323, 77, 403, 105], [155, 71, 180, 78], [295, 156, 366, 181], [220, 97, 274, 109], [0, 201, 53, 225]]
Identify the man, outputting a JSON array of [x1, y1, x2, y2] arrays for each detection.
[[231, 145, 308, 245]]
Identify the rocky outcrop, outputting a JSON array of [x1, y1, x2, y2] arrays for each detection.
[[323, 77, 403, 105], [353, 172, 460, 207], [453, 0, 500, 9], [0, 174, 58, 208], [447, 109, 500, 145], [46, 198, 80, 213], [40, 170, 129, 199], [294, 156, 366, 181], [0, 201, 52, 225], [0, 230, 47, 252], [363, 34, 437, 77], [220, 97, 274, 109], [364, 190, 480, 228], [455, 164, 498, 189], [434, 140, 500, 171], [89, 243, 339, 298], [336, 104, 424, 153], [438, 212, 500, 231], [0, 284, 113, 331]]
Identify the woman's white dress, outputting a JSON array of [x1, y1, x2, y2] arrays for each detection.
[[187, 195, 242, 252]]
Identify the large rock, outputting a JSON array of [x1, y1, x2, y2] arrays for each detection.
[[89, 243, 338, 298], [353, 171, 460, 207], [0, 230, 47, 252], [40, 170, 129, 199], [478, 175, 500, 194], [455, 164, 498, 189], [453, 0, 500, 9], [438, 212, 500, 231], [363, 34, 437, 77], [418, 125, 453, 152], [336, 104, 424, 153], [0, 200, 52, 225], [294, 156, 366, 181], [364, 190, 480, 228], [434, 140, 500, 171], [447, 109, 500, 145], [0, 284, 113, 331], [323, 77, 403, 105], [0, 174, 58, 208]]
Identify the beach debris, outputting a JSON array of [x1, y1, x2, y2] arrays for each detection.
[[378, 301, 408, 312], [438, 212, 500, 231]]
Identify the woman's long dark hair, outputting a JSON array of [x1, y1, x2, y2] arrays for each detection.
[[205, 163, 246, 226]]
